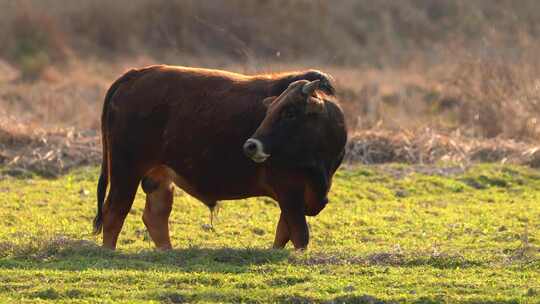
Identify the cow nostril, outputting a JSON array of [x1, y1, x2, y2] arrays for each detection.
[[243, 140, 258, 156]]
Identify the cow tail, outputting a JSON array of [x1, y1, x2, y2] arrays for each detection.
[[93, 145, 108, 235], [93, 74, 125, 235]]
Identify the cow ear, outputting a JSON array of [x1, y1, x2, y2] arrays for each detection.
[[306, 97, 326, 114], [262, 96, 277, 108]]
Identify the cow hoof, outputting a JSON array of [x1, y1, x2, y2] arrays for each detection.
[[156, 245, 173, 251], [101, 244, 116, 251], [272, 244, 286, 250]]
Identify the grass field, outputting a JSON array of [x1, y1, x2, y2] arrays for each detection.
[[0, 164, 539, 303]]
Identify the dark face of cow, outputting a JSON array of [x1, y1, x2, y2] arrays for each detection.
[[243, 79, 328, 165], [244, 79, 347, 217]]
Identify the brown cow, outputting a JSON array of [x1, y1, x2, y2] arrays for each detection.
[[93, 65, 347, 250]]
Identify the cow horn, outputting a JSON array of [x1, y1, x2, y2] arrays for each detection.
[[302, 80, 321, 96]]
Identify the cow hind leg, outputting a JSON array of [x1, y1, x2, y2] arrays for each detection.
[[102, 174, 140, 250], [141, 169, 174, 250]]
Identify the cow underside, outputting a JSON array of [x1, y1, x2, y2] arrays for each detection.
[[141, 164, 267, 207]]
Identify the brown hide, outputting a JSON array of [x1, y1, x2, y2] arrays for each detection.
[[93, 65, 346, 250]]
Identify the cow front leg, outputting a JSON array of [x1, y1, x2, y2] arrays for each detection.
[[273, 212, 290, 249], [285, 208, 309, 250], [278, 195, 309, 250], [142, 176, 174, 250]]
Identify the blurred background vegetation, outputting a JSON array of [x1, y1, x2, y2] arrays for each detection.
[[0, 0, 539, 152], [3, 0, 540, 67]]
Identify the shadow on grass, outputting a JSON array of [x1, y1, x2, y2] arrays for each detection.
[[0, 239, 290, 273], [154, 292, 394, 304], [327, 295, 525, 304], [289, 251, 485, 269], [153, 292, 526, 304], [0, 236, 487, 273]]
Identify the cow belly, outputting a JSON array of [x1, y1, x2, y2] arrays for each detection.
[[191, 170, 268, 201], [144, 165, 209, 203], [146, 164, 266, 205]]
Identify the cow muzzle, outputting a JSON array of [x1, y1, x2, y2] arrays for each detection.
[[243, 138, 270, 163]]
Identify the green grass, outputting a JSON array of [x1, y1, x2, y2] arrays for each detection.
[[0, 164, 539, 303]]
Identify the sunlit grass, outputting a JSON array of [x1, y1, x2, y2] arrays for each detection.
[[0, 164, 539, 303]]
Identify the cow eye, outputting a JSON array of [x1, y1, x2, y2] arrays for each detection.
[[281, 107, 297, 120]]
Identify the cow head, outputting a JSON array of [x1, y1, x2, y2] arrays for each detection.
[[243, 79, 328, 165], [244, 78, 347, 217], [244, 79, 335, 215]]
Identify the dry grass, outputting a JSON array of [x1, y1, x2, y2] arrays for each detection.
[[1, 1, 540, 174], [3, 1, 540, 66], [1, 124, 538, 177], [1, 57, 540, 175], [330, 57, 540, 141], [345, 129, 540, 167]]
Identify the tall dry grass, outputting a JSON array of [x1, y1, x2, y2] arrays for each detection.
[[0, 0, 539, 143], [335, 54, 540, 141], [3, 1, 540, 68]]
